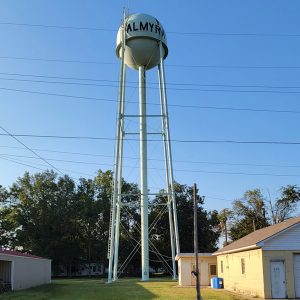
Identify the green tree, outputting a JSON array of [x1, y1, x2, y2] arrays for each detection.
[[148, 183, 220, 273], [268, 185, 300, 224], [0, 170, 221, 277], [9, 171, 82, 274], [230, 189, 269, 241], [0, 185, 9, 204], [218, 208, 232, 246], [0, 186, 19, 248]]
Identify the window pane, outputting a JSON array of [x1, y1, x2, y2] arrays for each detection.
[[241, 258, 245, 274], [210, 264, 217, 276]]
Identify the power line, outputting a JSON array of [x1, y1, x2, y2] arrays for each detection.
[[0, 76, 125, 89], [0, 133, 115, 141], [166, 88, 300, 94], [1, 152, 300, 178], [0, 71, 116, 82], [167, 63, 300, 70], [0, 86, 118, 103], [171, 159, 300, 169], [1, 55, 300, 70], [1, 21, 300, 38], [0, 145, 115, 158], [0, 155, 95, 178], [170, 104, 300, 115], [0, 154, 234, 208], [4, 77, 300, 94], [2, 85, 300, 115], [174, 169, 300, 177], [205, 196, 232, 202], [1, 149, 300, 169], [0, 153, 113, 167], [1, 132, 300, 145], [0, 156, 46, 172], [3, 70, 300, 90], [0, 21, 117, 32], [0, 126, 64, 175], [0, 72, 300, 89], [168, 31, 300, 38], [0, 55, 115, 65]]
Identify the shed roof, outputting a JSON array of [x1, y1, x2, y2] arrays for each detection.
[[214, 216, 300, 255], [175, 253, 213, 260], [0, 248, 48, 259]]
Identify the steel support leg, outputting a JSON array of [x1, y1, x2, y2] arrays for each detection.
[[158, 63, 177, 279], [159, 42, 180, 256], [107, 18, 126, 283], [113, 65, 126, 281], [139, 65, 149, 281]]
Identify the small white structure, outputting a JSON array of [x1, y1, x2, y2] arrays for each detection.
[[0, 248, 51, 291], [176, 253, 217, 287]]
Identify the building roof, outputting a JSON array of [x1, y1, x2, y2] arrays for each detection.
[[214, 216, 300, 255], [175, 253, 213, 260], [0, 248, 48, 259]]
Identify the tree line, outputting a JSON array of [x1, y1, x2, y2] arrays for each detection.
[[1, 169, 299, 276], [218, 186, 300, 245], [0, 170, 219, 276]]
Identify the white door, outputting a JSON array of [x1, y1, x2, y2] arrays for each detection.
[[270, 261, 286, 299], [200, 261, 208, 286], [294, 254, 300, 298]]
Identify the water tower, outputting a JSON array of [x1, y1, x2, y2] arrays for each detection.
[[107, 12, 180, 283]]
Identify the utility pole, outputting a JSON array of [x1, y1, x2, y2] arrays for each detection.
[[193, 183, 202, 300], [224, 220, 228, 245]]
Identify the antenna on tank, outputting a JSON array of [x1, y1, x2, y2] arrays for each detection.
[[107, 13, 180, 283]]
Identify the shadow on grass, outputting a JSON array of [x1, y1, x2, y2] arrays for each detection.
[[1, 278, 157, 300]]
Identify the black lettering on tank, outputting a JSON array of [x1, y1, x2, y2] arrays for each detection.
[[149, 23, 154, 32], [140, 22, 148, 31], [155, 25, 161, 35], [126, 23, 132, 33], [133, 22, 138, 31]]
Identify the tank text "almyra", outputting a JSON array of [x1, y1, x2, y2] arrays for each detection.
[[126, 22, 166, 38]]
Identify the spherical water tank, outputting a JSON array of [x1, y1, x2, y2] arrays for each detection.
[[116, 13, 168, 70]]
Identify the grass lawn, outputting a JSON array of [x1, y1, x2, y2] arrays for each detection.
[[1, 278, 250, 300]]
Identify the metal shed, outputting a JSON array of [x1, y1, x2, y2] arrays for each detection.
[[0, 248, 51, 292]]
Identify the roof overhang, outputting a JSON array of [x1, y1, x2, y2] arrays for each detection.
[[175, 253, 213, 261], [0, 252, 51, 261], [212, 245, 260, 256]]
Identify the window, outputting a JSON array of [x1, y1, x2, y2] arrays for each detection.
[[241, 258, 245, 274], [210, 264, 217, 276], [221, 261, 223, 273]]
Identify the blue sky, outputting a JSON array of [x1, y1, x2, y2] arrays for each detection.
[[1, 0, 300, 213]]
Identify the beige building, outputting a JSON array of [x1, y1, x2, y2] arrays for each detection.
[[213, 216, 300, 299], [176, 253, 217, 286], [0, 248, 51, 292]]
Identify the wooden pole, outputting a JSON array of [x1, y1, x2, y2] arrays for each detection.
[[193, 183, 201, 300]]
